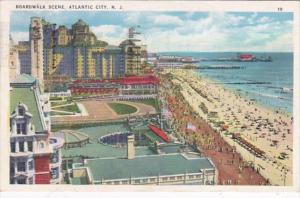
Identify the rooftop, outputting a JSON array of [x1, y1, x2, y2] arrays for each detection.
[[73, 19, 88, 27], [113, 75, 160, 85], [54, 130, 89, 145], [119, 39, 136, 47], [70, 177, 88, 185], [11, 74, 36, 85], [148, 124, 169, 142], [158, 143, 188, 154], [61, 125, 155, 160], [72, 75, 160, 85], [105, 45, 122, 51], [10, 87, 44, 132], [84, 153, 214, 181]]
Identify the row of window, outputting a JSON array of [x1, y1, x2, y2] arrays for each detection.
[[122, 85, 157, 89], [16, 123, 27, 135], [11, 141, 33, 153], [11, 177, 33, 184], [103, 175, 204, 185], [10, 160, 34, 174]]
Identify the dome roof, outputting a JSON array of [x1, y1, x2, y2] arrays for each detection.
[[119, 39, 136, 47], [73, 19, 88, 27], [53, 130, 89, 148]]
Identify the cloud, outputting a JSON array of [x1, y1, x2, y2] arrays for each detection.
[[10, 11, 293, 52], [140, 12, 293, 52], [147, 14, 183, 26], [10, 31, 28, 43], [247, 12, 258, 25], [90, 25, 128, 45], [262, 32, 293, 52], [258, 16, 272, 23], [124, 12, 142, 25]]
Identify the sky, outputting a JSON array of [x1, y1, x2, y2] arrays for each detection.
[[10, 11, 293, 52]]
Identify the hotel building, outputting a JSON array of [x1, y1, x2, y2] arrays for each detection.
[[10, 74, 64, 184], [9, 35, 20, 81], [68, 75, 159, 99], [17, 18, 146, 82]]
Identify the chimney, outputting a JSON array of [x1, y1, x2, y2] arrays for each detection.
[[127, 134, 135, 159]]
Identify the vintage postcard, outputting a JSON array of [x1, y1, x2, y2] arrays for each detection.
[[0, 0, 299, 192]]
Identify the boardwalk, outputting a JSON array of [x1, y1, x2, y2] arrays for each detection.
[[160, 75, 267, 185]]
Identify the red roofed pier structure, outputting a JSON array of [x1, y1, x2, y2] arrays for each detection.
[[239, 54, 254, 61]]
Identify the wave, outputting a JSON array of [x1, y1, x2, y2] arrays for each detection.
[[246, 90, 290, 100]]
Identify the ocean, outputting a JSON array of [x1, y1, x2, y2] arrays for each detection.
[[158, 52, 293, 114]]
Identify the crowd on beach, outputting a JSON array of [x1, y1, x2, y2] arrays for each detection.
[[158, 68, 293, 185]]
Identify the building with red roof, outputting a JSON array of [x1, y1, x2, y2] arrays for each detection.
[[68, 75, 159, 98], [239, 54, 255, 61]]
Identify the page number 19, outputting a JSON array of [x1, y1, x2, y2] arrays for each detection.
[[278, 7, 283, 11]]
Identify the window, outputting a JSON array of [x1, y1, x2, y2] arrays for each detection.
[[17, 178, 26, 184], [50, 150, 59, 163], [17, 124, 21, 134], [28, 177, 33, 184], [10, 142, 15, 153], [50, 167, 59, 179], [27, 141, 33, 152], [17, 162, 26, 172], [16, 123, 26, 135], [18, 108, 24, 116], [39, 142, 45, 149], [19, 142, 24, 152], [10, 163, 15, 174], [28, 160, 33, 170], [21, 124, 26, 134]]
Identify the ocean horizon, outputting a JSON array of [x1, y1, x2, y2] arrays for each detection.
[[158, 52, 293, 114]]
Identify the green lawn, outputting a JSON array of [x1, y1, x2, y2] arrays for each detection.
[[51, 101, 69, 107], [52, 103, 81, 113], [126, 98, 160, 111], [50, 96, 63, 101], [108, 103, 137, 115]]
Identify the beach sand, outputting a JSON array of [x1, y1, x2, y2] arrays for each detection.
[[159, 68, 293, 185]]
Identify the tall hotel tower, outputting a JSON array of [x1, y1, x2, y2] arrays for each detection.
[[29, 17, 44, 92]]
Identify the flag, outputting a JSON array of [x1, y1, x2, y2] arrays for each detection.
[[187, 122, 196, 132], [163, 108, 172, 118]]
